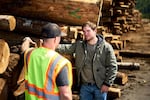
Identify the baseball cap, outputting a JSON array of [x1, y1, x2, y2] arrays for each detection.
[[41, 23, 61, 38]]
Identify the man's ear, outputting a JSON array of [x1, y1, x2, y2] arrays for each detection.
[[53, 37, 57, 44], [94, 29, 97, 33]]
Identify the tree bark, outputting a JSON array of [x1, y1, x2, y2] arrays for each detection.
[[0, 0, 100, 26]]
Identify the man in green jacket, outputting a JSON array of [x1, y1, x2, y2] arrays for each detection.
[[58, 21, 118, 100]]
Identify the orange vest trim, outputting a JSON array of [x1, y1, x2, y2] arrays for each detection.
[[44, 53, 59, 93]]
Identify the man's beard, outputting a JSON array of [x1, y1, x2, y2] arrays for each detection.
[[86, 36, 94, 42]]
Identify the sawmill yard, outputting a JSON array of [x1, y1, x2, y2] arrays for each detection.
[[0, 21, 149, 100], [0, 0, 150, 100], [115, 21, 150, 100]]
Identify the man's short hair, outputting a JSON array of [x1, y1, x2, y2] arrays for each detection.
[[82, 21, 97, 30], [41, 23, 61, 38]]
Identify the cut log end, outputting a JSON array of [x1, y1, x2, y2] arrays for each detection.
[[0, 39, 10, 74], [8, 16, 16, 31], [0, 15, 16, 31]]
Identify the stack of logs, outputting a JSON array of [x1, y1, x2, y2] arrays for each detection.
[[0, 0, 143, 99]]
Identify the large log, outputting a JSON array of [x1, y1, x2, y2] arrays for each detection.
[[15, 17, 78, 38], [15, 17, 47, 36], [0, 15, 16, 31], [0, 39, 10, 74], [0, 0, 100, 26]]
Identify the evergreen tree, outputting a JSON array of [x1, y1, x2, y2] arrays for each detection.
[[136, 0, 150, 18]]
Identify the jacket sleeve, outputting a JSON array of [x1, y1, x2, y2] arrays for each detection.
[[103, 43, 118, 86], [56, 43, 76, 55]]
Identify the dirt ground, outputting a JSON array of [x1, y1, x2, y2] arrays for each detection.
[[115, 22, 150, 100]]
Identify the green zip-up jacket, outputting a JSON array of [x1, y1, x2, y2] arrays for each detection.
[[58, 35, 117, 88]]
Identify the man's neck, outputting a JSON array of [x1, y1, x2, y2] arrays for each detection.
[[87, 36, 98, 45], [43, 44, 55, 50]]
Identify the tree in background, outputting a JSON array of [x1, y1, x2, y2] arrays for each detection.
[[136, 0, 150, 19]]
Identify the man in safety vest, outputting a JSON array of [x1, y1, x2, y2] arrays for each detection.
[[22, 23, 73, 100]]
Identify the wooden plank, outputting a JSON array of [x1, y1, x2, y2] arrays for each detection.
[[110, 40, 123, 50], [101, 17, 112, 22], [117, 55, 122, 62], [72, 94, 79, 100], [103, 34, 113, 43], [108, 87, 121, 99], [117, 62, 140, 70], [114, 72, 128, 85], [120, 5, 129, 8], [119, 50, 150, 58], [0, 15, 16, 31]]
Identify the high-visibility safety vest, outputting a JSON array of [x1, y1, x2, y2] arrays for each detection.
[[24, 47, 72, 100]]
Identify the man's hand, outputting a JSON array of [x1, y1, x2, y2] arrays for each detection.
[[23, 37, 37, 46], [21, 37, 37, 53], [59, 86, 72, 100], [101, 85, 109, 93]]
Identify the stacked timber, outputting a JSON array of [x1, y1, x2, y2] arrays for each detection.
[[101, 0, 142, 34], [101, 0, 113, 23]]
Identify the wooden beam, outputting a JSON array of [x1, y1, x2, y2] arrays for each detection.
[[108, 87, 121, 99], [110, 40, 123, 50], [117, 62, 140, 70], [114, 72, 128, 85], [119, 50, 150, 58]]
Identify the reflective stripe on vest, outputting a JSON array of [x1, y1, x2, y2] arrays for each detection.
[[24, 47, 72, 100]]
